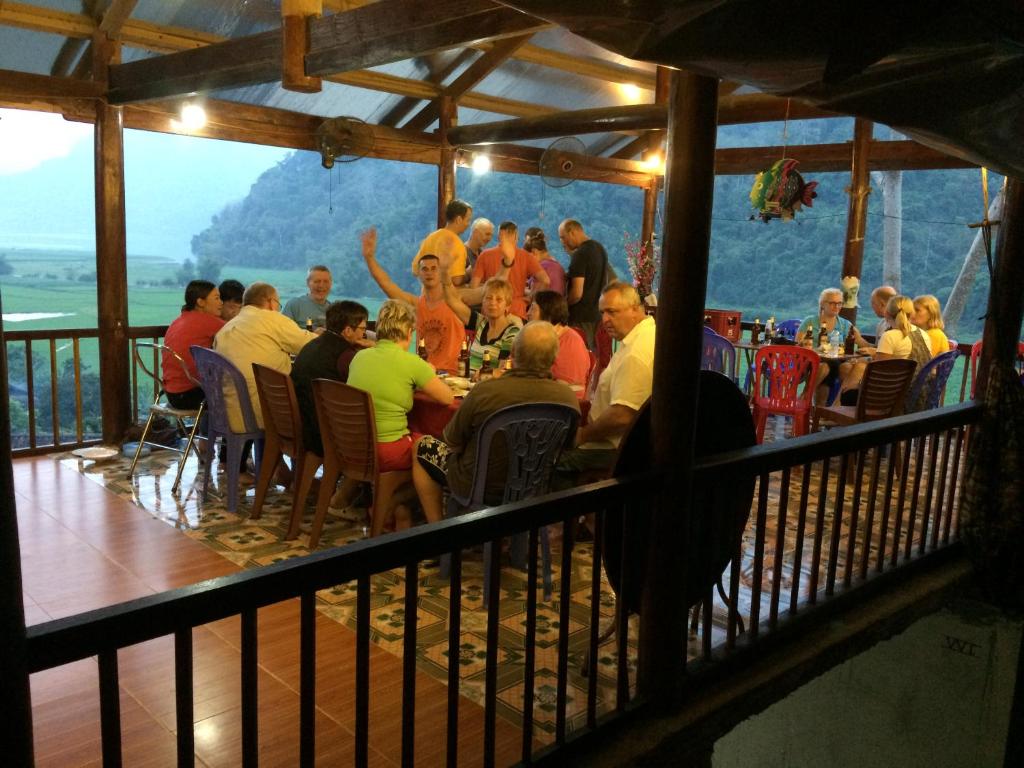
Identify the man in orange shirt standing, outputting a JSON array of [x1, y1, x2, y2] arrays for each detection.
[[470, 220, 550, 319], [411, 199, 473, 287]]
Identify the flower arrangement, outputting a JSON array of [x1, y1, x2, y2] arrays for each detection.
[[624, 232, 658, 300]]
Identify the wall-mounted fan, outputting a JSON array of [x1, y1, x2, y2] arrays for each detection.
[[316, 116, 374, 169], [539, 136, 587, 188]]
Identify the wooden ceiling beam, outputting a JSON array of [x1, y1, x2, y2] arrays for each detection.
[[304, 0, 548, 76], [403, 33, 533, 131], [477, 40, 657, 90], [480, 142, 652, 186], [379, 48, 476, 127], [0, 68, 104, 101], [715, 141, 974, 175], [105, 0, 547, 104]]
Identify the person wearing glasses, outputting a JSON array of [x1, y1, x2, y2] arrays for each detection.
[[291, 300, 371, 457], [797, 287, 857, 404], [214, 282, 318, 432]]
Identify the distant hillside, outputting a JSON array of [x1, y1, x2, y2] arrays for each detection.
[[191, 133, 997, 339]]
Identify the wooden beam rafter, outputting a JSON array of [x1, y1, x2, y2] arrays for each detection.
[[404, 33, 532, 132]]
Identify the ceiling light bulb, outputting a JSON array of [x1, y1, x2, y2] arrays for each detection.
[[643, 152, 662, 171], [621, 83, 642, 102], [472, 153, 491, 175], [180, 104, 207, 131]]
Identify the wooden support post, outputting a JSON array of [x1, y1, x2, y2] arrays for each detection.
[[840, 117, 873, 325], [640, 70, 719, 703], [977, 177, 1024, 399], [93, 33, 131, 444], [437, 95, 457, 229], [0, 292, 34, 764], [639, 67, 672, 247], [281, 0, 322, 93]]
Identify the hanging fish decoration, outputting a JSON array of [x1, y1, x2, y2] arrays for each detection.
[[749, 158, 819, 222]]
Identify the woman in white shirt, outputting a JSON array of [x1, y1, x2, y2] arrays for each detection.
[[840, 295, 931, 405]]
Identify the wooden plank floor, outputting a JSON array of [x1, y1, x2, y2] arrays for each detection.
[[15, 456, 524, 767]]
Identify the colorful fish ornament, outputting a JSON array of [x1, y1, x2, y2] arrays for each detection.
[[749, 158, 819, 222]]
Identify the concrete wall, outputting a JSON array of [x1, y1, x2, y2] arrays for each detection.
[[714, 600, 1021, 767]]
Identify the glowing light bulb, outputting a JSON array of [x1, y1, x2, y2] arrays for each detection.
[[471, 153, 491, 175], [643, 152, 665, 174], [620, 83, 642, 102], [179, 103, 207, 131]]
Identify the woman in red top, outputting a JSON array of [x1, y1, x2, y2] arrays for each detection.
[[527, 290, 591, 397], [162, 280, 225, 409]]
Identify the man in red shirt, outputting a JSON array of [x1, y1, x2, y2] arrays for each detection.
[[469, 220, 550, 318]]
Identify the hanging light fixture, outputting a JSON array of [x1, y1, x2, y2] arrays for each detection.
[[171, 102, 207, 132], [471, 153, 491, 175]]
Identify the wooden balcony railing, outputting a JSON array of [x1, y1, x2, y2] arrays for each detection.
[[23, 402, 980, 767], [3, 325, 167, 456]]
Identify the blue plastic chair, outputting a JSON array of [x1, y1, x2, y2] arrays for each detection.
[[442, 402, 579, 606], [905, 349, 960, 412], [191, 346, 264, 513], [775, 318, 803, 341], [701, 327, 737, 382]]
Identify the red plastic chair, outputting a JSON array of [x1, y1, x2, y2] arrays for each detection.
[[969, 340, 1024, 398], [750, 345, 821, 443]]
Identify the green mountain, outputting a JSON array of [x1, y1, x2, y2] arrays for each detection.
[[190, 132, 998, 340]]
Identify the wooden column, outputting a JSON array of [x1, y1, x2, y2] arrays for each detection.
[[437, 95, 457, 228], [93, 33, 131, 444], [840, 117, 873, 325], [639, 70, 719, 702], [0, 293, 34, 764], [977, 177, 1024, 398], [281, 0, 323, 93], [640, 67, 672, 247]]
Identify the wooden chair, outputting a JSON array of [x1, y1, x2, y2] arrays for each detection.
[[812, 358, 917, 430], [750, 345, 820, 442], [250, 364, 323, 533], [128, 342, 205, 493], [308, 379, 409, 548]]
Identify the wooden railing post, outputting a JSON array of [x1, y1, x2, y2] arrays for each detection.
[[94, 32, 131, 444], [0, 294, 35, 763], [640, 70, 719, 703], [840, 118, 873, 326]]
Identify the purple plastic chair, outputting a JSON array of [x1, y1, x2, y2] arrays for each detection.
[[774, 318, 803, 341], [191, 345, 264, 513], [905, 349, 960, 412], [701, 327, 737, 382], [442, 402, 579, 605]]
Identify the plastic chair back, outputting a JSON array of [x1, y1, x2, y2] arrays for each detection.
[[453, 402, 579, 510], [312, 379, 378, 485], [751, 345, 820, 442], [252, 363, 303, 455], [191, 346, 261, 437], [775, 319, 803, 341], [905, 350, 960, 412], [856, 358, 917, 421], [700, 327, 736, 378]]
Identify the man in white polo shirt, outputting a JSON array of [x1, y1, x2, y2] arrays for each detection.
[[554, 280, 655, 482]]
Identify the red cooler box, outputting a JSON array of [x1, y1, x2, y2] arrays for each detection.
[[704, 308, 742, 341]]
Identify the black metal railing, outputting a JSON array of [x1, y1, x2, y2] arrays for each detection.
[[23, 401, 981, 767]]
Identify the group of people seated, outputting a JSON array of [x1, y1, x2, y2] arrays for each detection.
[[795, 285, 951, 406], [159, 198, 657, 539]]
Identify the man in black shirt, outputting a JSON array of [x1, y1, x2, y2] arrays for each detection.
[[290, 300, 369, 456], [558, 218, 608, 350]]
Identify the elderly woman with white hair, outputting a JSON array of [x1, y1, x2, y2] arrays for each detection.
[[346, 299, 454, 478], [797, 287, 859, 404]]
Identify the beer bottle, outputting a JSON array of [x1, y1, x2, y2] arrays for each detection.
[[803, 327, 815, 347], [478, 349, 493, 381], [417, 338, 428, 360], [844, 325, 857, 355], [817, 325, 828, 350], [765, 316, 775, 343], [458, 339, 471, 379], [751, 317, 762, 345], [305, 317, 313, 332], [458, 342, 468, 380]]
